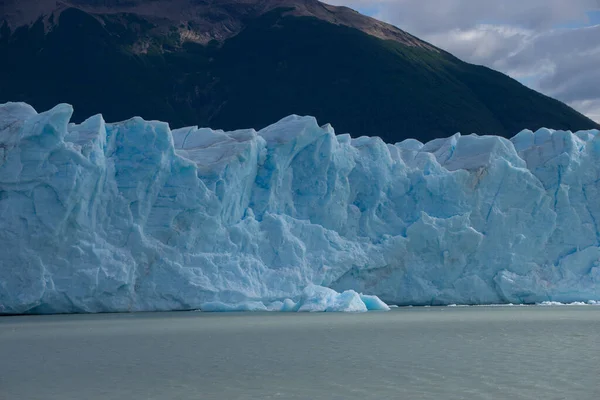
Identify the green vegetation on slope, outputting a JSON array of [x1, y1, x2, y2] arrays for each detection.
[[1, 7, 597, 143]]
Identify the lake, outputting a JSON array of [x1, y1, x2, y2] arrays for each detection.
[[1, 306, 599, 399]]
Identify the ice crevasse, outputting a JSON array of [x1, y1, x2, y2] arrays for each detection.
[[0, 102, 599, 314]]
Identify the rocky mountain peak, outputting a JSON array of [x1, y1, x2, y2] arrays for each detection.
[[1, 0, 437, 49]]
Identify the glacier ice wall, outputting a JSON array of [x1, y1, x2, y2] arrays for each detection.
[[1, 102, 599, 314]]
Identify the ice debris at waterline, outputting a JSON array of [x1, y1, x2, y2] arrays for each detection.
[[200, 285, 390, 312], [537, 300, 600, 306], [1, 102, 600, 315]]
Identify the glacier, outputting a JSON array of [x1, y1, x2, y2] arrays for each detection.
[[0, 102, 599, 314]]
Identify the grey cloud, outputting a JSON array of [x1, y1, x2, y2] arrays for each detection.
[[424, 25, 532, 68], [328, 0, 600, 122], [571, 100, 600, 122], [328, 0, 599, 33], [522, 26, 600, 101], [491, 24, 600, 106]]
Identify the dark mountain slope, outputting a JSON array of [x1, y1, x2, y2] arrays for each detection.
[[1, 0, 597, 143]]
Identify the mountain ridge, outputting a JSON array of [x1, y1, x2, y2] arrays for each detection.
[[1, 0, 438, 49], [1, 0, 597, 143]]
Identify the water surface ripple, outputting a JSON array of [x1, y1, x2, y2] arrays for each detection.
[[1, 307, 599, 399]]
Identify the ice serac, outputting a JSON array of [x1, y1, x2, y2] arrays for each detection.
[[0, 102, 599, 314]]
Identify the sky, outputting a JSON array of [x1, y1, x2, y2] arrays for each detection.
[[328, 0, 600, 123]]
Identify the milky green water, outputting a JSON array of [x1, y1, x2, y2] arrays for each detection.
[[1, 307, 599, 400]]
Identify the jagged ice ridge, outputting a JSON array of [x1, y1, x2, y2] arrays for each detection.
[[1, 102, 599, 314]]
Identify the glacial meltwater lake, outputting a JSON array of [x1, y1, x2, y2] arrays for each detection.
[[1, 306, 599, 400]]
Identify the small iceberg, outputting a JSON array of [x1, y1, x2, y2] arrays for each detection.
[[200, 285, 390, 313]]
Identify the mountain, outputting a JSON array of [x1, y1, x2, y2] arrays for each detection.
[[1, 0, 598, 143]]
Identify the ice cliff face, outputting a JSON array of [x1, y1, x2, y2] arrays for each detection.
[[1, 102, 599, 314]]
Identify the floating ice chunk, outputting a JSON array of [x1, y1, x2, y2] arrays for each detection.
[[281, 299, 298, 312], [199, 287, 388, 313], [360, 294, 391, 311], [297, 285, 367, 313], [538, 301, 564, 306], [538, 301, 591, 306], [326, 290, 368, 312]]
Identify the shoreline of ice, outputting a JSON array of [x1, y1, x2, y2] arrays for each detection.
[[2, 102, 600, 314], [196, 300, 600, 313], [440, 301, 600, 308]]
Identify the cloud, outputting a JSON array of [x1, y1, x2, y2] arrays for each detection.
[[571, 100, 600, 123], [425, 25, 533, 69], [328, 0, 600, 123], [328, 0, 598, 32]]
